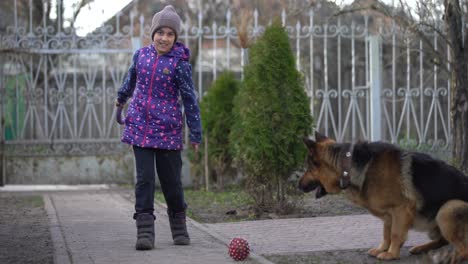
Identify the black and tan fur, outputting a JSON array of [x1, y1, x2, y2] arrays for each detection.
[[298, 132, 468, 261], [436, 200, 468, 263]]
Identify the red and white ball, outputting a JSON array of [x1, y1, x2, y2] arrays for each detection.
[[228, 237, 250, 261]]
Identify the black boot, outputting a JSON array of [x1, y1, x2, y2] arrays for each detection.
[[168, 211, 190, 245], [135, 213, 155, 250]]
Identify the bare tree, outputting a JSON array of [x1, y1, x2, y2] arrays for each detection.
[[69, 0, 95, 29], [444, 0, 468, 171], [336, 0, 468, 171], [394, 0, 468, 171]]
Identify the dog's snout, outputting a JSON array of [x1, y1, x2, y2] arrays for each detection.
[[298, 179, 320, 193], [298, 180, 305, 191], [315, 185, 328, 199]]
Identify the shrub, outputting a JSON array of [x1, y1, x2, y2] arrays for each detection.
[[200, 72, 240, 189], [230, 20, 312, 213]]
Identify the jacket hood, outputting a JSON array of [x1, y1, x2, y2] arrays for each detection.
[[151, 42, 190, 61], [171, 42, 190, 61]]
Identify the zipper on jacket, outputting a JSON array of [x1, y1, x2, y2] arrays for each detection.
[[142, 54, 159, 146]]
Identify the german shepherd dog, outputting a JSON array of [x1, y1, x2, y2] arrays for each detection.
[[298, 132, 468, 262]]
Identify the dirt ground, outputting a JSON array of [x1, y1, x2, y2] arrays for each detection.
[[0, 192, 53, 264], [182, 190, 369, 223]]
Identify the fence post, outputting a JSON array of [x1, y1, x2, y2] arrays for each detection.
[[368, 35, 382, 141], [0, 55, 5, 186]]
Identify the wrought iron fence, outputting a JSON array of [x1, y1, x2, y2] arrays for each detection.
[[0, 1, 455, 159]]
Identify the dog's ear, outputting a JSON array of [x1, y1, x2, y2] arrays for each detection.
[[314, 131, 328, 143], [303, 137, 316, 149]]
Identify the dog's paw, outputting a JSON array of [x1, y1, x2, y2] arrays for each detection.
[[409, 245, 426, 255], [367, 248, 385, 257], [376, 252, 399, 260]]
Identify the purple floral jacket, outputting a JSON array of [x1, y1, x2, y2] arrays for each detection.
[[117, 42, 202, 150]]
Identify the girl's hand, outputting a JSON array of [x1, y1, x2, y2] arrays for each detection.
[[115, 100, 124, 108], [191, 143, 199, 153], [115, 100, 125, 125]]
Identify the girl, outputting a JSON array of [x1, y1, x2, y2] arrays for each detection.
[[116, 5, 201, 250]]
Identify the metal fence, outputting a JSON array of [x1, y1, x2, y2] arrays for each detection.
[[0, 1, 455, 183]]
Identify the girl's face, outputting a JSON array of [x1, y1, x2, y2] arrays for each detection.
[[153, 27, 176, 55]]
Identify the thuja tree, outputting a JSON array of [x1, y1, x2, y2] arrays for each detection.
[[200, 72, 240, 190], [230, 20, 312, 213]]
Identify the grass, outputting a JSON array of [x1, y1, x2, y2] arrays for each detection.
[[18, 195, 44, 208], [0, 195, 44, 210], [119, 183, 255, 222], [154, 186, 255, 223]]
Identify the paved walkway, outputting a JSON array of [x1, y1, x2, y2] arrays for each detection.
[[1, 185, 432, 264], [207, 215, 428, 255], [42, 189, 267, 264]]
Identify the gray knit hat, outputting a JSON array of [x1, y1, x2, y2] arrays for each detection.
[[150, 5, 181, 40]]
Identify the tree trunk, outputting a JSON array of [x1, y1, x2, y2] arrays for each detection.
[[445, 0, 468, 172], [204, 135, 209, 191], [215, 166, 224, 191], [0, 117, 4, 186]]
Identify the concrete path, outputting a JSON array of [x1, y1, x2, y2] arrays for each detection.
[[43, 190, 268, 264]]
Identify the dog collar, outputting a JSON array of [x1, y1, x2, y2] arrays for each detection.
[[340, 144, 354, 189]]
